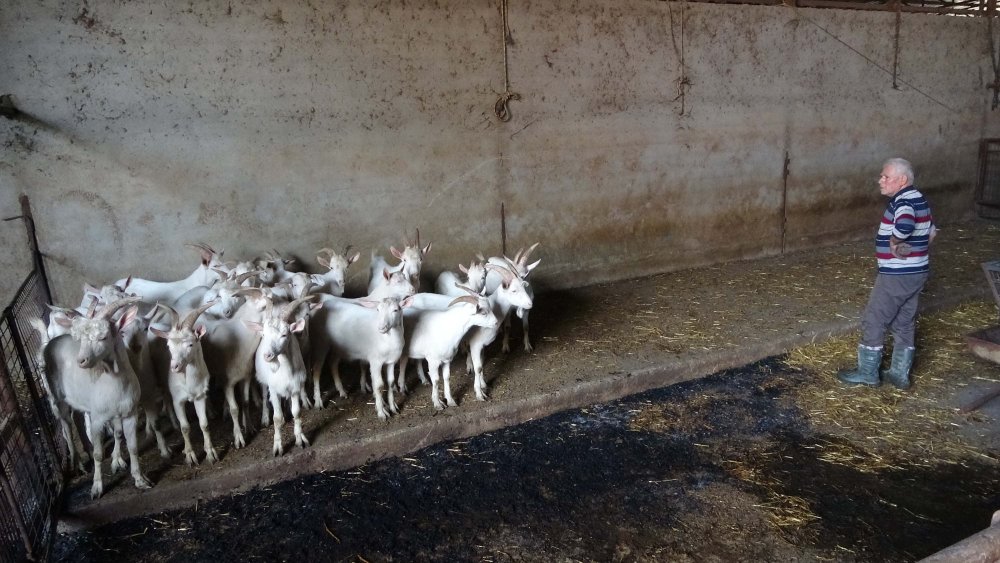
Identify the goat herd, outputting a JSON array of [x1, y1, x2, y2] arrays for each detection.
[[31, 233, 541, 499]]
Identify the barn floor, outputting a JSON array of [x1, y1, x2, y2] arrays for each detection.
[[55, 220, 1000, 552]]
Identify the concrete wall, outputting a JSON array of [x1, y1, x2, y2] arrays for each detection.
[[1, 0, 996, 305]]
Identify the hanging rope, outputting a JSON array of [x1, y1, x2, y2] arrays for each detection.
[[892, 2, 901, 90], [494, 0, 520, 122], [989, 14, 1000, 110]]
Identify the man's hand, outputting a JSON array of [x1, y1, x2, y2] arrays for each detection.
[[890, 236, 912, 258]]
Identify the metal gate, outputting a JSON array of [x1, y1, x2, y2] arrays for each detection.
[[0, 198, 62, 562], [976, 138, 1000, 220]]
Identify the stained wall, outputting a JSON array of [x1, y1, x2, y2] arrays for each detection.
[[1, 0, 995, 303]]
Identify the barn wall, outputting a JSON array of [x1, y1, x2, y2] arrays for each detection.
[[0, 0, 996, 303]]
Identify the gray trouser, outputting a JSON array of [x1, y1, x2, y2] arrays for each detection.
[[860, 271, 929, 349]]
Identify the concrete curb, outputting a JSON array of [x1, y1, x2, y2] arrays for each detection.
[[57, 288, 990, 532]]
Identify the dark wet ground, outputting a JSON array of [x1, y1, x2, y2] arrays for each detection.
[[52, 356, 1000, 562]]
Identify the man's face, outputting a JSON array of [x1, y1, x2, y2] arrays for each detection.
[[878, 165, 907, 197]]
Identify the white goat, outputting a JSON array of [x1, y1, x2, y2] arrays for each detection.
[[466, 264, 535, 401], [172, 269, 260, 320], [484, 243, 541, 352], [367, 230, 431, 294], [42, 297, 153, 499], [245, 295, 317, 456], [435, 255, 488, 297], [149, 301, 221, 465], [199, 288, 269, 447], [115, 243, 225, 305], [399, 291, 499, 409], [314, 246, 360, 296], [309, 295, 413, 420]]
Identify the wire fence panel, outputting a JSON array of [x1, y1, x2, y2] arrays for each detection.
[[0, 269, 61, 563]]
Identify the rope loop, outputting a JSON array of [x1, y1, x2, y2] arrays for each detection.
[[494, 91, 521, 122]]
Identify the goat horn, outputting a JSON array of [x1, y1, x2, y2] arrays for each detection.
[[154, 303, 180, 327], [234, 270, 263, 286], [212, 267, 229, 280], [518, 242, 540, 267], [117, 275, 133, 292], [454, 282, 479, 296], [484, 263, 515, 285], [85, 295, 99, 318], [343, 244, 353, 256], [181, 300, 217, 330], [282, 294, 318, 323], [475, 252, 486, 262], [234, 287, 264, 300], [98, 297, 142, 319], [415, 228, 421, 249], [512, 246, 525, 264], [448, 295, 479, 308]]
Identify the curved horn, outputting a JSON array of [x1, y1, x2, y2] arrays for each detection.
[[97, 296, 142, 320], [448, 295, 479, 308], [484, 263, 515, 285], [234, 269, 263, 287], [85, 295, 99, 318], [282, 294, 318, 323], [518, 242, 540, 267], [454, 283, 479, 297], [212, 267, 229, 281], [181, 300, 217, 330], [153, 303, 180, 327], [343, 244, 353, 256], [233, 287, 264, 300], [512, 246, 525, 264], [415, 228, 421, 249]]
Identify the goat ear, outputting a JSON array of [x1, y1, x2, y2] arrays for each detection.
[[309, 302, 322, 312], [149, 327, 169, 339], [421, 242, 432, 256], [317, 256, 331, 268], [348, 252, 360, 265], [290, 318, 306, 334], [459, 264, 469, 274], [390, 246, 403, 260], [357, 299, 379, 309], [195, 325, 207, 339], [400, 295, 415, 308], [120, 275, 133, 291], [54, 315, 74, 329], [84, 283, 100, 295], [382, 268, 391, 281], [243, 320, 263, 333]]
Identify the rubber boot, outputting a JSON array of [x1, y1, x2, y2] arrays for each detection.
[[881, 346, 915, 390], [836, 346, 882, 386]]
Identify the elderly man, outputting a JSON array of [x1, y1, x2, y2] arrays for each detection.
[[837, 158, 936, 389]]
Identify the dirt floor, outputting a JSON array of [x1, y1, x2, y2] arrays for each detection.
[[50, 219, 1000, 561]]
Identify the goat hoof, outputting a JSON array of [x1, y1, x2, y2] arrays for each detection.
[[205, 449, 219, 464], [90, 483, 104, 499], [111, 458, 127, 474], [134, 474, 153, 489], [296, 436, 310, 448], [272, 445, 283, 457], [433, 402, 445, 411], [446, 399, 458, 408], [234, 435, 245, 449], [158, 446, 172, 459], [184, 452, 199, 466], [524, 343, 533, 353]]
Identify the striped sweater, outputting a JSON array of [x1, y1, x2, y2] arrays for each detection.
[[875, 185, 934, 274]]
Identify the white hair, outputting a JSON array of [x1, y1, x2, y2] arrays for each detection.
[[884, 158, 915, 185]]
